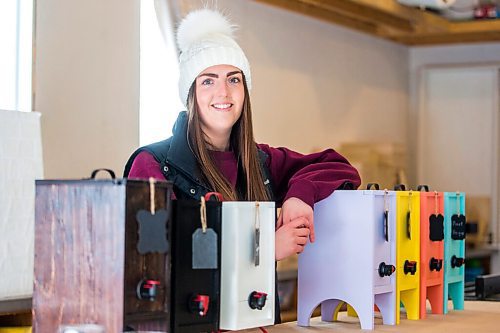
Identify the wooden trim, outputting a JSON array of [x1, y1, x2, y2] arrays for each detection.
[[302, 0, 416, 32], [253, 0, 500, 45], [493, 69, 500, 246], [0, 298, 32, 315], [253, 0, 379, 35], [392, 31, 500, 46]]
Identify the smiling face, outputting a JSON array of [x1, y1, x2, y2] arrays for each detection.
[[195, 64, 245, 150]]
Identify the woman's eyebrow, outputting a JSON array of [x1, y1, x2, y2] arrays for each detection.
[[198, 73, 218, 78], [227, 71, 242, 77], [198, 71, 242, 79]]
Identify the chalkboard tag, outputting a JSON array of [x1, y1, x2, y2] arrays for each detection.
[[429, 214, 444, 241], [192, 196, 218, 269], [136, 209, 169, 254], [451, 214, 466, 240], [192, 228, 218, 269]]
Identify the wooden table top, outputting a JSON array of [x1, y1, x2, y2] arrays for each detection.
[[241, 301, 500, 333], [2, 299, 498, 332]]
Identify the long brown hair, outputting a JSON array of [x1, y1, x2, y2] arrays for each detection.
[[186, 76, 271, 201]]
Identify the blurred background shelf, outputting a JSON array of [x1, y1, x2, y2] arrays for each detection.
[[0, 298, 31, 327]]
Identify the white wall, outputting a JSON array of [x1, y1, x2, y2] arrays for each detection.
[[34, 0, 500, 188], [35, 0, 408, 179], [409, 43, 500, 273], [215, 1, 409, 154], [34, 0, 140, 179], [408, 43, 500, 185], [30, 0, 500, 280]]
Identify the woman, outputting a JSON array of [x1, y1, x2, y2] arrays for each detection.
[[124, 7, 361, 321]]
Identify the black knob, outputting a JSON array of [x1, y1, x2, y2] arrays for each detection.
[[404, 260, 417, 275], [451, 255, 464, 268], [429, 257, 443, 272], [248, 291, 267, 310], [378, 262, 395, 277], [136, 279, 160, 301], [189, 294, 210, 316]]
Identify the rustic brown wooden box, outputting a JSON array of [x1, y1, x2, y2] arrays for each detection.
[[33, 178, 172, 332]]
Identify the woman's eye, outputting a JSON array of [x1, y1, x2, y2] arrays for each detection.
[[229, 76, 241, 84], [201, 78, 213, 85]]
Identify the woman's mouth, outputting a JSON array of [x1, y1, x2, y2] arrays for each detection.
[[212, 103, 233, 111]]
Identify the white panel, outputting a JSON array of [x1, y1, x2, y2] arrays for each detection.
[[0, 110, 43, 300], [419, 67, 497, 196], [220, 201, 275, 330]]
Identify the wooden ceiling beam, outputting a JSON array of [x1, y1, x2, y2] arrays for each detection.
[[354, 0, 450, 33], [393, 20, 500, 45], [450, 19, 500, 34], [252, 0, 500, 45], [252, 0, 379, 35], [394, 31, 500, 45], [298, 0, 416, 32]]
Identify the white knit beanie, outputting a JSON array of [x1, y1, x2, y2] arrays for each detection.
[[176, 9, 251, 107]]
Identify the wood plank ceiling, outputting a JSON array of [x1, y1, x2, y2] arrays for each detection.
[[253, 0, 500, 45]]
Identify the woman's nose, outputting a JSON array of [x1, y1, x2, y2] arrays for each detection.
[[216, 81, 229, 97]]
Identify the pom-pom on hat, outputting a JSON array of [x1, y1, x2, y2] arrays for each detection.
[[176, 9, 251, 107]]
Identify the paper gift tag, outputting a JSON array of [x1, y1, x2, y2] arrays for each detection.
[[192, 228, 218, 269]]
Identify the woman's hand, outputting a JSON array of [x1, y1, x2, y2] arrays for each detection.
[[277, 197, 315, 243], [275, 217, 310, 261]]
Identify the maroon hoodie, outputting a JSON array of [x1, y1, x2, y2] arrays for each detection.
[[128, 143, 360, 208]]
